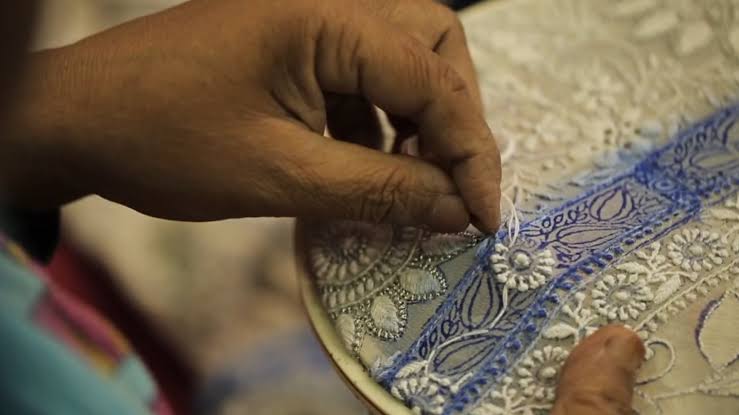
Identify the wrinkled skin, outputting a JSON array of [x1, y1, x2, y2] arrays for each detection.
[[1, 0, 501, 232], [0, 1, 644, 413]]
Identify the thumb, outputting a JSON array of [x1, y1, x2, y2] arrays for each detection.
[[552, 325, 645, 415], [264, 119, 470, 232]]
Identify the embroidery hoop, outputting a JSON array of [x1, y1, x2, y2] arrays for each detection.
[[295, 2, 506, 413], [297, 0, 739, 412], [296, 221, 413, 414]]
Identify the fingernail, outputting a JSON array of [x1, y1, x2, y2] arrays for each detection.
[[604, 330, 645, 372], [429, 195, 469, 232], [474, 197, 501, 234]]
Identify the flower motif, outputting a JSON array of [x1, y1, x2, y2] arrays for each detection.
[[307, 221, 477, 350], [611, 0, 720, 56], [490, 244, 556, 291], [573, 69, 625, 111], [391, 362, 450, 415], [516, 346, 569, 401], [592, 273, 654, 321], [470, 377, 522, 415], [667, 228, 729, 272], [525, 113, 577, 152], [309, 222, 392, 284]]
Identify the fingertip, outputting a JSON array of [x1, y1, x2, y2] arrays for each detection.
[[473, 184, 502, 234], [470, 211, 499, 234], [452, 155, 502, 234], [602, 325, 646, 372], [427, 195, 470, 232], [553, 325, 643, 415]]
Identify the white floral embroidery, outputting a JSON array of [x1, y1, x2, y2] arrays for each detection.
[[542, 292, 598, 342], [490, 244, 556, 292], [473, 202, 739, 415], [573, 68, 626, 111], [390, 362, 465, 415], [470, 376, 553, 415], [592, 273, 654, 321], [667, 228, 729, 272], [523, 114, 575, 154], [409, 0, 739, 412], [304, 0, 739, 412], [465, 0, 739, 218], [516, 346, 569, 401], [308, 221, 477, 352], [611, 0, 735, 57], [391, 375, 446, 415], [309, 221, 391, 287], [705, 194, 739, 251]]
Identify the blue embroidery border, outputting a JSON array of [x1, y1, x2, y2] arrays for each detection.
[[376, 104, 739, 414]]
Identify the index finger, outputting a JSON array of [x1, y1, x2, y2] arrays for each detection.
[[314, 4, 501, 231], [371, 0, 483, 108]]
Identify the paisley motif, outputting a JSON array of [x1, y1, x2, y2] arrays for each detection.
[[303, 0, 739, 413]]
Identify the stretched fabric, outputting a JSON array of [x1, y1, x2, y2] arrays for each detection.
[[304, 0, 739, 413]]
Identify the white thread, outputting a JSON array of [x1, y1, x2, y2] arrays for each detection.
[[498, 134, 516, 165], [501, 193, 521, 245]]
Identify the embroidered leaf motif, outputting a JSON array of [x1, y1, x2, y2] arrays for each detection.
[[336, 314, 357, 350], [371, 295, 402, 335], [543, 323, 576, 340], [611, 0, 657, 17], [617, 261, 650, 275], [699, 369, 739, 397], [709, 208, 739, 221], [653, 275, 682, 303], [697, 292, 739, 369], [635, 10, 679, 38], [635, 250, 652, 261], [396, 361, 427, 378], [635, 242, 662, 263], [400, 268, 442, 296]]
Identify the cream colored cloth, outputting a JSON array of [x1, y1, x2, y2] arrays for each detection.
[[304, 0, 739, 414]]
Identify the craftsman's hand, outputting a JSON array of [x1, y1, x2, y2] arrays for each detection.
[[1, 0, 500, 232], [552, 325, 645, 415]]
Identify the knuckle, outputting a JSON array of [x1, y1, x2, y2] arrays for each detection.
[[426, 2, 465, 37], [446, 11, 466, 36], [434, 3, 458, 26], [337, 22, 365, 77], [439, 61, 468, 94]]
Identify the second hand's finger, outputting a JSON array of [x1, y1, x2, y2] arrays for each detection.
[[552, 325, 645, 415]]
